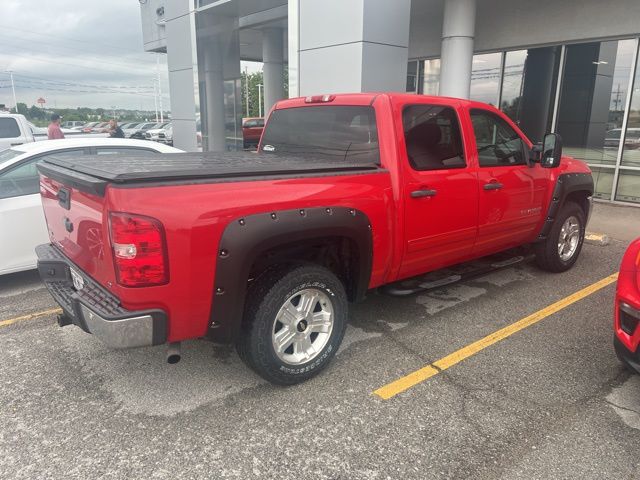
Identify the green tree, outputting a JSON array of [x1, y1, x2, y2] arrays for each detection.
[[15, 102, 28, 115], [240, 68, 289, 118], [28, 105, 45, 121]]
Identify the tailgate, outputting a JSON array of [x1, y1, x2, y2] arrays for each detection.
[[38, 165, 113, 284]]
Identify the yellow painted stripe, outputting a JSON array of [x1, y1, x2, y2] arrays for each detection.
[[374, 272, 619, 400], [0, 308, 62, 328]]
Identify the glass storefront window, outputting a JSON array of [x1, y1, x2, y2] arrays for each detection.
[[408, 38, 640, 204], [557, 40, 636, 167], [500, 50, 527, 123], [615, 169, 640, 202], [406, 61, 418, 93], [621, 41, 640, 168], [421, 59, 440, 96], [470, 53, 502, 106], [590, 167, 615, 200]]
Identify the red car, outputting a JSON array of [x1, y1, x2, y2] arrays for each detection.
[[242, 117, 264, 149], [36, 93, 594, 385], [615, 238, 640, 373]]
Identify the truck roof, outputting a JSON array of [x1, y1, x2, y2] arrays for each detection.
[[274, 93, 486, 110]]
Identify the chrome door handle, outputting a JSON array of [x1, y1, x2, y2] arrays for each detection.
[[483, 182, 504, 191], [411, 189, 437, 198]]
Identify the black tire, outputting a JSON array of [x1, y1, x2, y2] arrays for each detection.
[[236, 264, 348, 385], [534, 201, 585, 272]]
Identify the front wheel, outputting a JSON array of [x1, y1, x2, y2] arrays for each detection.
[[236, 265, 348, 385], [534, 201, 585, 272]]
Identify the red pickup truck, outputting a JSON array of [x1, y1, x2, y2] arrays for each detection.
[[36, 93, 593, 385]]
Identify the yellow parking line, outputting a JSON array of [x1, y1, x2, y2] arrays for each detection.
[[0, 308, 62, 328], [373, 272, 619, 400]]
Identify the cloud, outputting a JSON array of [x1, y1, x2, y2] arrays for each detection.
[[0, 0, 168, 110]]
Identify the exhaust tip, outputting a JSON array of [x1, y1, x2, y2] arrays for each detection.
[[166, 342, 181, 364], [167, 353, 181, 364]]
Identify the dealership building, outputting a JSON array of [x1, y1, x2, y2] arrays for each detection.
[[139, 0, 640, 205]]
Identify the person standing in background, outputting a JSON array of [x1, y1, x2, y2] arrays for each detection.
[[47, 113, 65, 140], [108, 119, 124, 138]]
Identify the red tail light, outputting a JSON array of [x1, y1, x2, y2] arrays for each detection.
[[109, 212, 169, 287]]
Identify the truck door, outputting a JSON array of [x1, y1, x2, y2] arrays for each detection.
[[469, 108, 548, 256], [399, 104, 479, 279]]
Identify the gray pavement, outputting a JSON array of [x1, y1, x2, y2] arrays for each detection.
[[1, 203, 640, 479], [588, 200, 640, 242]]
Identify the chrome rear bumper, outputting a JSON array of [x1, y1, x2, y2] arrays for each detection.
[[36, 244, 167, 349]]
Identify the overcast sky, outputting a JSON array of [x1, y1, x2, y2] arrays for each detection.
[[0, 0, 259, 112]]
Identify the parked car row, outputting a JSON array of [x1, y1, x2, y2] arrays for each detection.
[[57, 120, 173, 137]]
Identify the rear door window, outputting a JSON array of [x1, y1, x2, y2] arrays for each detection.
[[402, 105, 466, 170], [260, 106, 379, 163], [0, 118, 21, 138]]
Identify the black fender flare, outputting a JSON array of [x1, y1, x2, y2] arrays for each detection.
[[207, 207, 373, 343], [537, 172, 594, 241]]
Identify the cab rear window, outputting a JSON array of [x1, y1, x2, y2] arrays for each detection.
[[260, 106, 379, 163]]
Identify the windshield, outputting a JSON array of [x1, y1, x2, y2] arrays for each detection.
[[260, 105, 379, 163]]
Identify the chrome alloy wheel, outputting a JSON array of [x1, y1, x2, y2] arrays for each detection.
[[271, 288, 334, 365], [558, 215, 581, 262]]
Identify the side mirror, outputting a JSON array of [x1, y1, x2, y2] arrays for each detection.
[[541, 133, 562, 168]]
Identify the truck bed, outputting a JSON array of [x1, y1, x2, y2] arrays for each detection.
[[38, 152, 384, 195]]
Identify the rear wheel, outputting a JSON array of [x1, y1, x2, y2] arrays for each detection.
[[534, 201, 585, 272], [236, 264, 348, 385]]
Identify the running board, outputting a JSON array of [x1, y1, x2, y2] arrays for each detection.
[[381, 250, 531, 297]]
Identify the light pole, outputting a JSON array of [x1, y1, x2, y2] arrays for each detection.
[[157, 54, 164, 123], [153, 82, 159, 123], [6, 71, 18, 113], [244, 66, 249, 117], [257, 84, 263, 118]]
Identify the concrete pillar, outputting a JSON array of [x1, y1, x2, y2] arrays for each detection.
[[291, 0, 411, 96], [262, 28, 285, 115], [164, 0, 198, 152], [439, 0, 476, 99], [202, 42, 226, 151]]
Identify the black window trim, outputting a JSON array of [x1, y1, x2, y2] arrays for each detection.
[[470, 108, 529, 168], [401, 102, 468, 172]]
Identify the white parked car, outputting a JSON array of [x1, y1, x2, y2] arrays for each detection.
[[0, 113, 36, 150], [0, 138, 183, 275], [145, 123, 172, 145]]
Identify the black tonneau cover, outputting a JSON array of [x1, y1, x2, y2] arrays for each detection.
[[37, 152, 384, 196]]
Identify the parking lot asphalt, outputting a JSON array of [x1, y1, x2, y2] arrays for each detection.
[[1, 216, 640, 479]]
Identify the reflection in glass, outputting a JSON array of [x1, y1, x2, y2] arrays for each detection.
[[557, 40, 636, 167], [615, 169, 640, 202], [500, 50, 527, 123], [421, 59, 440, 96], [470, 53, 502, 106], [406, 61, 418, 93], [621, 41, 640, 169], [590, 167, 614, 200]]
